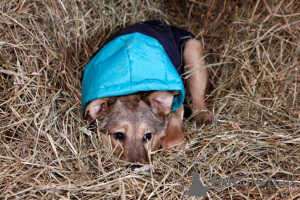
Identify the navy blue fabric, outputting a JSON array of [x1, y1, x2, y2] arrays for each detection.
[[91, 20, 194, 75]]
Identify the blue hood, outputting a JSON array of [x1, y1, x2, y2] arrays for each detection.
[[82, 32, 185, 111]]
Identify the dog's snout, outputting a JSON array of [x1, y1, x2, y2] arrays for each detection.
[[126, 164, 141, 170]]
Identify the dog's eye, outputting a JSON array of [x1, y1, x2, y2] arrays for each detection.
[[114, 132, 125, 140], [143, 133, 152, 142]]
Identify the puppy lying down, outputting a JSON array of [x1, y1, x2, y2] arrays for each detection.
[[82, 20, 212, 169]]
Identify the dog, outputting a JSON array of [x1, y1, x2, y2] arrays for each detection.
[[82, 20, 212, 168]]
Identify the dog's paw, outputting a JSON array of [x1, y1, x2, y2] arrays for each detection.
[[195, 111, 213, 125], [161, 130, 184, 150]]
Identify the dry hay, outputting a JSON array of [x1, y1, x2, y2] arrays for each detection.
[[0, 0, 299, 199]]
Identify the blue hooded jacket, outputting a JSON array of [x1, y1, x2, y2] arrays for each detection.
[[82, 20, 194, 111]]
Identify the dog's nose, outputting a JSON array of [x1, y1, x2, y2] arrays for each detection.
[[126, 164, 141, 170]]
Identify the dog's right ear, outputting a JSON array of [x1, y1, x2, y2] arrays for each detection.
[[84, 97, 116, 120], [145, 91, 178, 119]]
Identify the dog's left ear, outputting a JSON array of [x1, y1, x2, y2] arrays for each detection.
[[84, 97, 115, 121], [146, 91, 178, 118]]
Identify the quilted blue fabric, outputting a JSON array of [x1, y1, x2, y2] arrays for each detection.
[[82, 32, 185, 111]]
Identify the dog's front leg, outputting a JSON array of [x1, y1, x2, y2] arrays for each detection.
[[184, 39, 213, 125], [161, 106, 184, 150]]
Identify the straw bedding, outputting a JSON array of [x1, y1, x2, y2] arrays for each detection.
[[0, 0, 299, 199]]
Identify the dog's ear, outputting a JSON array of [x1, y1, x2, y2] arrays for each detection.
[[84, 97, 116, 120], [145, 91, 178, 118]]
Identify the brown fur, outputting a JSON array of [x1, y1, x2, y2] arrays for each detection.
[[86, 92, 172, 164], [184, 39, 213, 124], [84, 39, 213, 164]]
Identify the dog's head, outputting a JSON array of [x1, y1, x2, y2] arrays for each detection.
[[84, 91, 177, 165]]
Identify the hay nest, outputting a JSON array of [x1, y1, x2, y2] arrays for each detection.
[[1, 0, 299, 199]]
